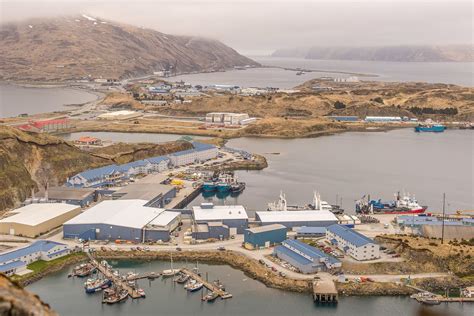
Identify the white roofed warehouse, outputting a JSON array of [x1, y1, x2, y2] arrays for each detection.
[[326, 224, 380, 261], [255, 210, 338, 229], [192, 203, 248, 235], [0, 203, 81, 238], [63, 200, 180, 242]]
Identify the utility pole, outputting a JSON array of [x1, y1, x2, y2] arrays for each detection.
[[441, 193, 446, 244]]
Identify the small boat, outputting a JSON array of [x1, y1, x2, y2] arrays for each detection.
[[230, 182, 245, 194], [186, 281, 204, 292], [175, 273, 190, 284], [202, 291, 219, 302], [212, 280, 226, 291], [73, 263, 97, 277], [420, 298, 441, 305], [137, 288, 146, 298], [216, 182, 230, 192], [414, 124, 445, 132], [162, 253, 180, 277]]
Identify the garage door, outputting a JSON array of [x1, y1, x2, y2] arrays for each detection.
[[229, 227, 237, 236]]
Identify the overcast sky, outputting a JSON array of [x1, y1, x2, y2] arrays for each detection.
[[0, 0, 472, 55]]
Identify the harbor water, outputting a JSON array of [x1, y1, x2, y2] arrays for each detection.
[[27, 260, 472, 316], [191, 128, 473, 214], [172, 56, 474, 88], [0, 84, 99, 118]]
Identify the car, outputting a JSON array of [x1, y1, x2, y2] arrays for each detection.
[[176, 247, 182, 251], [258, 259, 265, 265], [217, 246, 226, 251], [271, 267, 277, 272], [279, 272, 286, 277]]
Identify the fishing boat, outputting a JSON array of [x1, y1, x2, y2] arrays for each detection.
[[202, 291, 219, 302], [84, 278, 112, 293], [104, 289, 129, 304], [202, 181, 217, 192], [230, 182, 245, 194], [73, 263, 97, 277], [414, 123, 445, 132], [356, 191, 427, 214], [267, 190, 343, 214]]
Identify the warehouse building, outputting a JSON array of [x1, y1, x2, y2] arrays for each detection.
[[67, 164, 126, 188], [273, 239, 341, 274], [295, 226, 327, 239], [0, 204, 81, 238], [326, 224, 380, 261], [0, 240, 70, 276], [244, 224, 287, 249], [63, 200, 180, 242], [28, 187, 96, 208], [97, 110, 143, 120], [111, 183, 176, 208], [205, 112, 250, 125], [192, 222, 230, 240], [192, 203, 248, 235], [168, 142, 218, 167], [255, 210, 338, 229]]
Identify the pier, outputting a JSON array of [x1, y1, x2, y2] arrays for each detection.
[[85, 252, 143, 299], [407, 284, 474, 304], [180, 268, 233, 299], [312, 280, 338, 303]]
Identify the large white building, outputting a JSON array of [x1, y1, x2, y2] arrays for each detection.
[[0, 203, 81, 238], [0, 240, 70, 276], [326, 224, 380, 261], [255, 210, 338, 229], [63, 200, 180, 242], [192, 203, 248, 235], [168, 142, 218, 166]]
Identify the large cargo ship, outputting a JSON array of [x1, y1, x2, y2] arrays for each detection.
[[356, 192, 427, 214]]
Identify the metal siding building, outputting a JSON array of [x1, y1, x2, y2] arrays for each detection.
[[273, 239, 341, 274], [326, 224, 380, 261], [255, 211, 338, 229], [244, 224, 287, 248], [192, 203, 248, 234]]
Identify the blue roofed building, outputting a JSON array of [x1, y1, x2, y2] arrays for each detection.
[[244, 224, 287, 249], [168, 142, 218, 166], [273, 239, 341, 274], [67, 164, 126, 188], [326, 224, 380, 261], [0, 240, 70, 276]]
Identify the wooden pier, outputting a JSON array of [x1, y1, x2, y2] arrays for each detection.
[[180, 268, 233, 299], [312, 280, 338, 303], [86, 252, 143, 299]]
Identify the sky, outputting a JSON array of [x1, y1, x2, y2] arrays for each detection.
[[0, 0, 472, 55]]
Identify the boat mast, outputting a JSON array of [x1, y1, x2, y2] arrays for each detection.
[[441, 193, 446, 244]]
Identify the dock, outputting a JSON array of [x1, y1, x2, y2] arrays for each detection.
[[407, 284, 474, 304], [180, 268, 233, 299], [86, 252, 143, 299], [312, 280, 338, 303]]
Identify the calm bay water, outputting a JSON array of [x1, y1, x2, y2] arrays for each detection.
[[27, 260, 471, 316], [172, 56, 474, 88], [59, 132, 209, 144], [191, 129, 473, 214], [0, 84, 98, 118]]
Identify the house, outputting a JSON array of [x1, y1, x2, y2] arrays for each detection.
[[0, 241, 70, 276], [67, 164, 125, 188], [326, 224, 380, 261]]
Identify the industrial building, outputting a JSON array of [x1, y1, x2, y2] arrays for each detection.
[[244, 224, 287, 249], [111, 183, 176, 208], [364, 116, 402, 122], [326, 116, 359, 122], [192, 203, 248, 235], [273, 239, 341, 274], [255, 210, 338, 229], [326, 224, 380, 261], [205, 112, 250, 125], [63, 200, 180, 242], [0, 240, 70, 276], [67, 164, 126, 188], [27, 186, 96, 208], [295, 226, 327, 238], [0, 204, 81, 238], [168, 142, 218, 166], [192, 222, 230, 240]]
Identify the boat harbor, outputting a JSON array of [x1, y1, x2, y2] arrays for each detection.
[[68, 251, 232, 305]]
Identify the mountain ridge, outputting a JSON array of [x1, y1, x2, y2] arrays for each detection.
[[0, 15, 259, 81], [272, 45, 474, 62]]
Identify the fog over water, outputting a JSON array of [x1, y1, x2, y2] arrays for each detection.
[[1, 0, 472, 54]]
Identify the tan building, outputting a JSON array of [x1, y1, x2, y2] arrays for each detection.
[[0, 203, 81, 238]]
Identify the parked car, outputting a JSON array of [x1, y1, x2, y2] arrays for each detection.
[[176, 247, 182, 251], [217, 246, 226, 251]]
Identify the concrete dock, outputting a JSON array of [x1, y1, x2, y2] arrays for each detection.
[[313, 280, 338, 303]]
